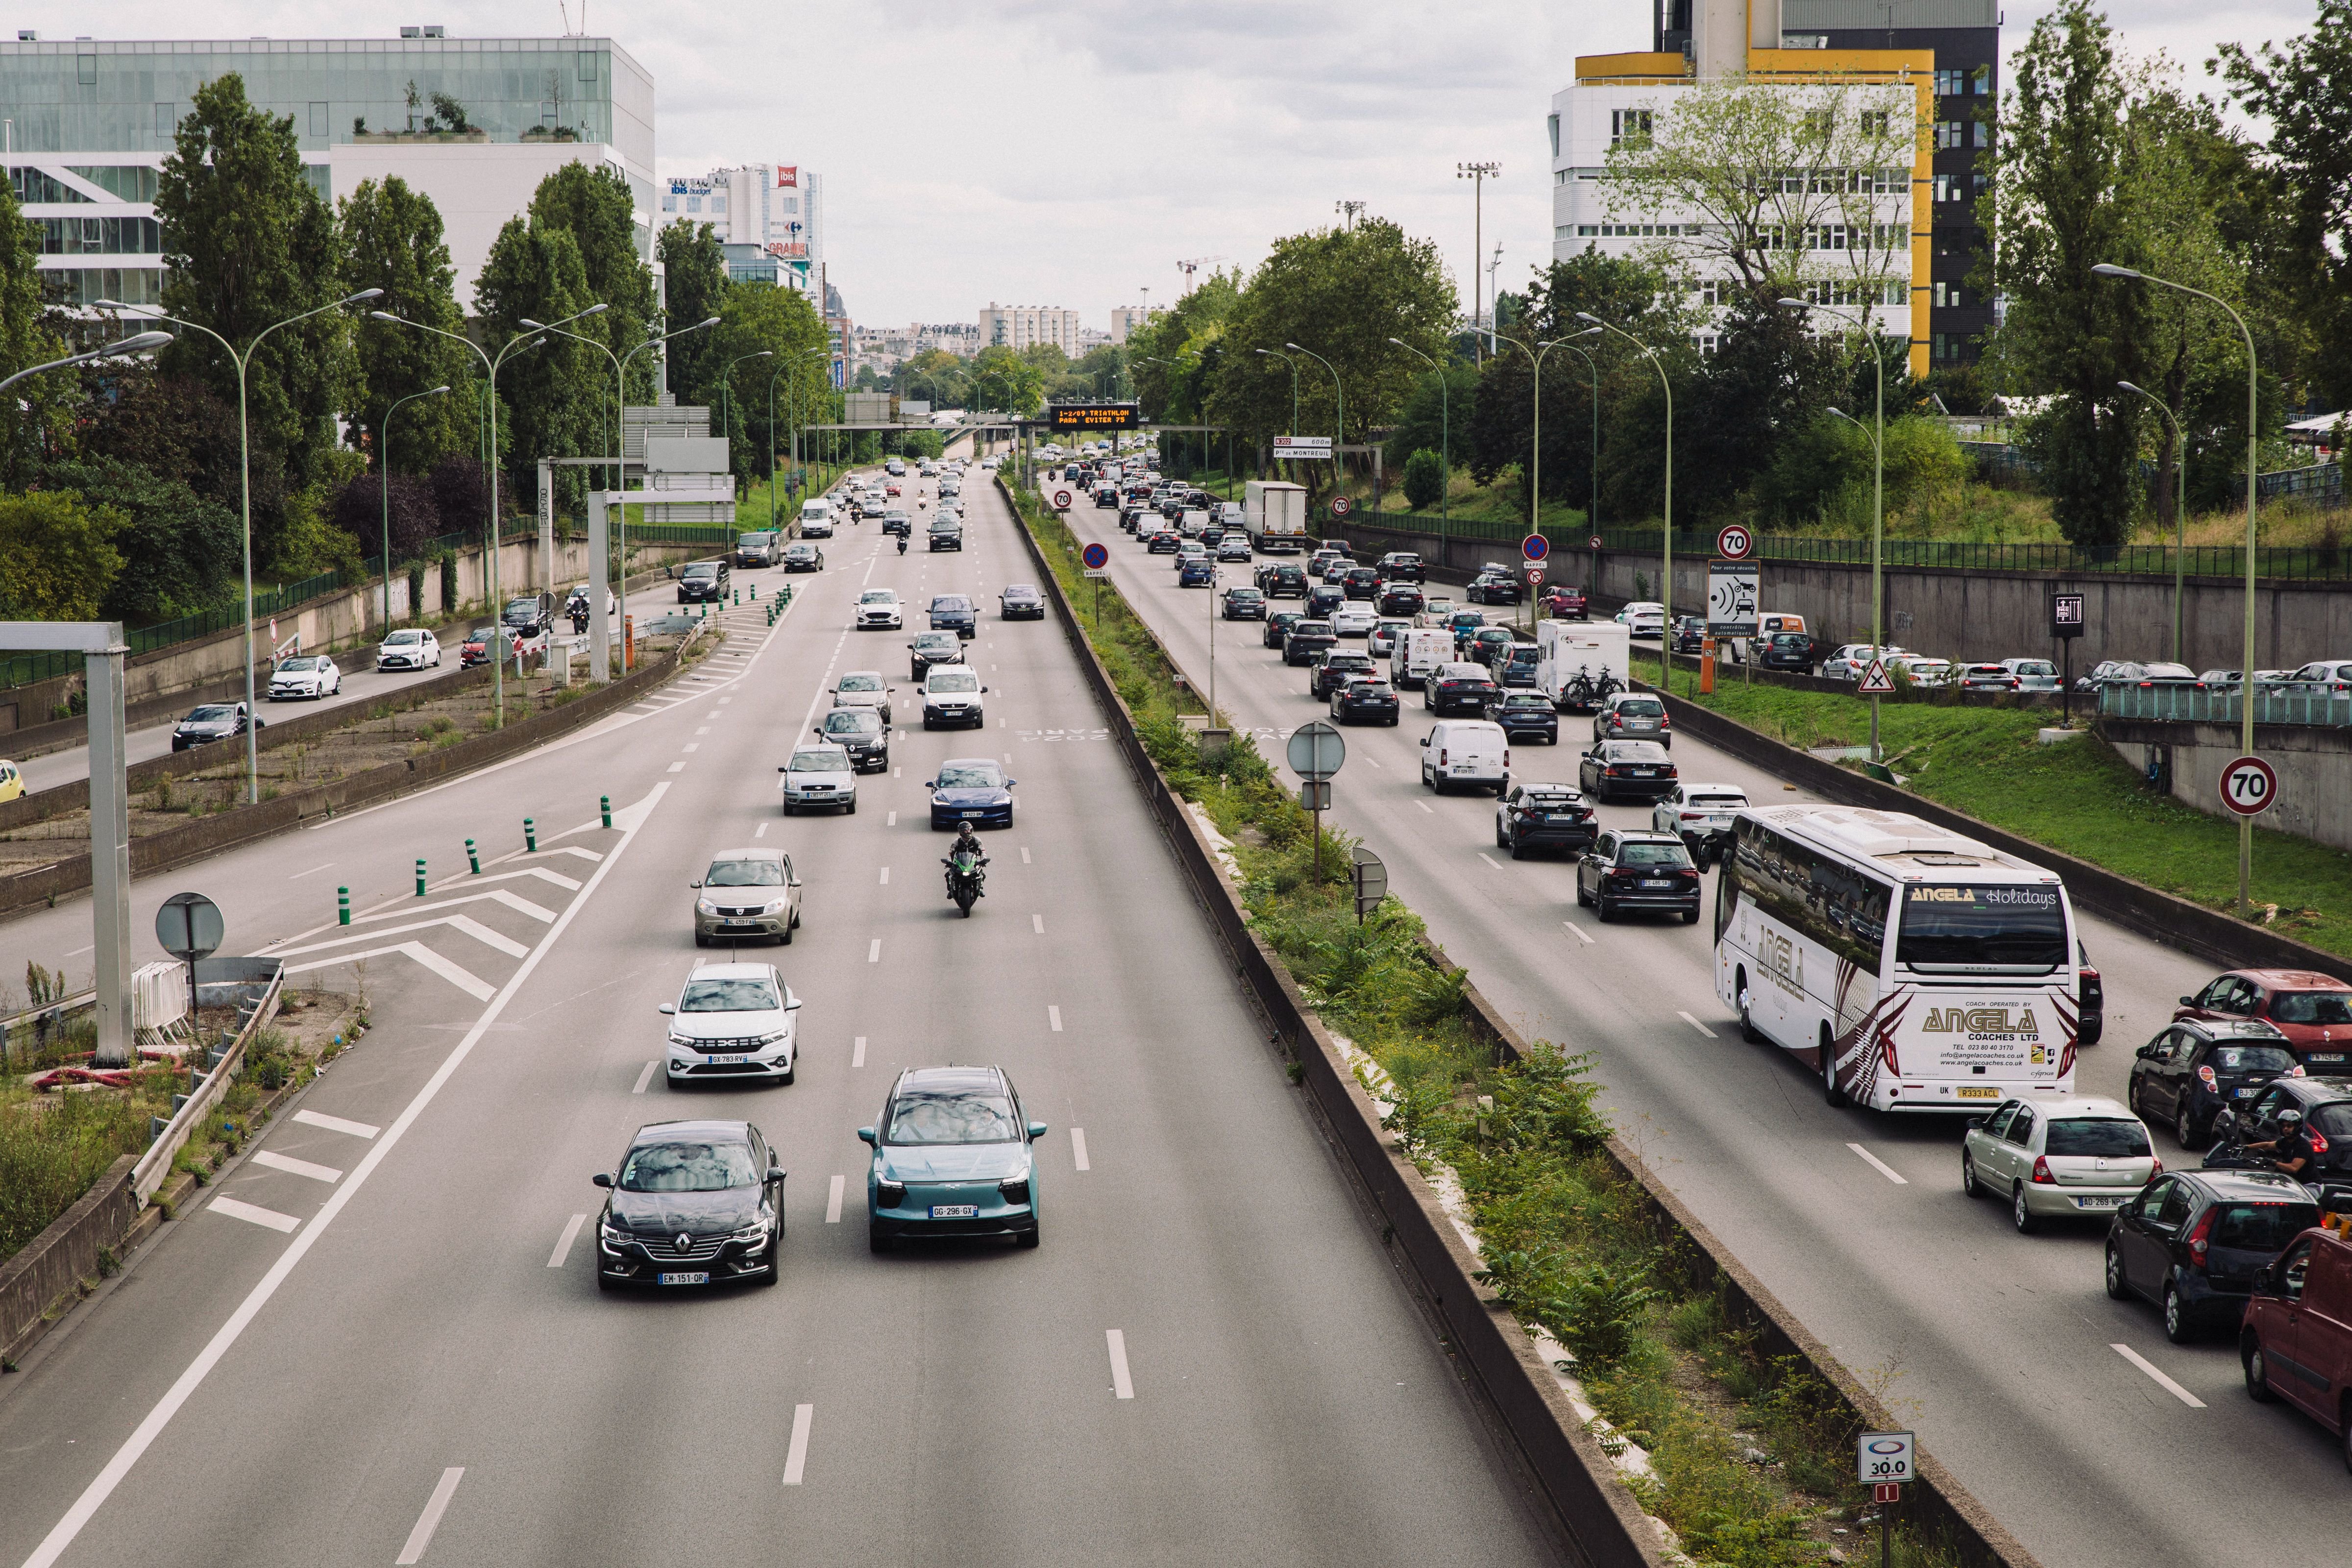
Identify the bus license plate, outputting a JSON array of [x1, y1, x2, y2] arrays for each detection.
[[1956, 1086, 1999, 1099]]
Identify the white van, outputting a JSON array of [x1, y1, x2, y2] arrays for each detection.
[[1391, 627, 1454, 692], [798, 499, 835, 539], [1419, 720, 1510, 795]]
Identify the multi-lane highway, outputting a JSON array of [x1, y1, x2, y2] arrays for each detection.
[[0, 462, 1554, 1568], [1047, 471, 2345, 1567]]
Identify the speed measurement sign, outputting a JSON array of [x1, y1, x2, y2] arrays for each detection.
[[1857, 1431, 1914, 1485], [2220, 755, 2278, 817]]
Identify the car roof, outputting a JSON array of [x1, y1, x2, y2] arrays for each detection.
[[1603, 739, 1670, 757], [1609, 829, 1681, 842], [894, 1064, 1009, 1096], [631, 1117, 757, 1144], [684, 962, 775, 981], [1686, 783, 1747, 794], [707, 847, 783, 862], [2011, 1095, 2132, 1118], [940, 755, 1002, 767], [791, 742, 851, 758], [2268, 1077, 2352, 1106], [1519, 781, 1580, 793], [2180, 1169, 2315, 1199], [2180, 1017, 2291, 1040], [2227, 969, 2352, 989]]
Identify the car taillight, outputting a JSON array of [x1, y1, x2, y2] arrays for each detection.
[[2311, 1127, 2332, 1154], [2197, 1065, 2218, 1090], [2031, 1156, 2056, 1184], [1503, 749, 1511, 769], [2184, 1207, 2213, 1265], [1439, 749, 1448, 765], [1681, 811, 1705, 821]]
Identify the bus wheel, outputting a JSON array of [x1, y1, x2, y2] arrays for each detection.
[[1736, 971, 1762, 1044], [1821, 1028, 1848, 1107]]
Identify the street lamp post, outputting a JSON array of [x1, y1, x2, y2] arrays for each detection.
[[1578, 313, 1674, 692], [101, 291, 384, 801], [2095, 262, 2263, 914], [2118, 379, 2192, 664], [378, 383, 451, 629], [1783, 297, 1886, 757], [1388, 338, 1448, 540], [1285, 343, 1343, 515], [1496, 329, 1602, 631], [720, 348, 775, 498], [1457, 162, 1499, 366]]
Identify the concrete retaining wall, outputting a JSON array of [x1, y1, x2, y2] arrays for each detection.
[[2102, 716, 2352, 854], [0, 1154, 138, 1367]]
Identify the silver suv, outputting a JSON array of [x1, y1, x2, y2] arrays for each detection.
[[691, 849, 801, 947]]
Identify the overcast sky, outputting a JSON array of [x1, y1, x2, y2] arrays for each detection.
[[24, 0, 2326, 331]]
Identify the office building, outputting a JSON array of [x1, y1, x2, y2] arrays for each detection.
[[1108, 305, 1154, 344], [663, 163, 823, 301], [0, 29, 657, 313], [979, 303, 1079, 356]]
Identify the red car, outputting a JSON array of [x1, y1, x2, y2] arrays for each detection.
[[2240, 1224, 2352, 1458], [885, 482, 902, 497], [1544, 585, 1589, 620], [2176, 970, 2352, 1069]]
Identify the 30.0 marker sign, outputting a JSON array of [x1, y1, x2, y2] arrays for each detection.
[[2220, 755, 2278, 817]]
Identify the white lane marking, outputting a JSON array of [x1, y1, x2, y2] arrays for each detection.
[[208, 1196, 300, 1232], [632, 1060, 657, 1094], [1020, 846, 1032, 864], [1105, 1330, 1135, 1399], [281, 942, 495, 1002], [288, 861, 336, 880], [886, 811, 897, 827], [999, 718, 1006, 728], [1677, 1010, 1717, 1039], [64, 944, 93, 957], [417, 866, 580, 896], [1071, 1128, 1090, 1171], [277, 912, 532, 958], [1561, 921, 1594, 947], [14, 784, 670, 1568], [1476, 853, 1501, 870], [825, 1176, 844, 1224], [395, 1468, 466, 1564], [1032, 913, 1045, 934], [547, 1213, 587, 1267], [893, 766, 901, 778], [879, 867, 889, 885], [867, 939, 881, 963], [293, 1109, 377, 1139], [250, 1150, 341, 1183], [668, 761, 686, 773], [1048, 1005, 1064, 1033], [683, 742, 700, 753], [782, 1403, 815, 1485], [755, 822, 768, 838], [1417, 801, 1434, 813], [695, 726, 710, 735], [1366, 756, 1382, 769], [2111, 1343, 2207, 1409], [1847, 1143, 1910, 1185], [853, 1035, 867, 1067]]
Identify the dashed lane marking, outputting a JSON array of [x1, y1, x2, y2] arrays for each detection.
[[250, 1150, 341, 1183], [209, 1196, 300, 1233], [547, 1213, 586, 1267], [1847, 1143, 1909, 1185], [1677, 1010, 1717, 1038], [293, 1109, 378, 1139], [825, 1176, 844, 1224], [633, 1060, 656, 1094]]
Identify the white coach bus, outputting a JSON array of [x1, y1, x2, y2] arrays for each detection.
[[1713, 805, 2082, 1113]]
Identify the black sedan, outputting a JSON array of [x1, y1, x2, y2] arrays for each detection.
[[594, 1119, 783, 1291], [2104, 1169, 2318, 1341], [1579, 740, 1678, 803], [1222, 586, 1266, 620], [1466, 571, 1520, 606], [783, 542, 824, 572], [1000, 584, 1045, 619], [1282, 620, 1338, 666], [929, 595, 978, 638], [1330, 677, 1401, 725], [1494, 783, 1596, 858], [927, 758, 1016, 830], [1264, 610, 1305, 649], [172, 702, 262, 751], [1483, 690, 1559, 743], [1309, 650, 1378, 699], [907, 631, 963, 680], [2127, 1018, 2298, 1148], [813, 707, 890, 771], [1378, 585, 1426, 617], [881, 513, 913, 538], [1575, 830, 1701, 922], [1377, 552, 1425, 583]]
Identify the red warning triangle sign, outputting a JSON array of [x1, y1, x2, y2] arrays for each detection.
[[1857, 658, 1894, 695]]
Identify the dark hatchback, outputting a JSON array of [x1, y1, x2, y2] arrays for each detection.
[[1427, 670, 1499, 715], [1378, 585, 1426, 617], [929, 595, 978, 638], [1669, 616, 1707, 656], [1146, 529, 1181, 554], [1222, 586, 1266, 620], [1178, 557, 1216, 588], [999, 584, 1045, 619], [1493, 642, 1541, 688], [1339, 566, 1381, 600], [593, 1119, 783, 1291], [1496, 783, 1596, 858], [1466, 571, 1520, 606], [172, 702, 262, 751], [2128, 1018, 2299, 1148], [813, 707, 889, 771], [782, 542, 824, 572], [1283, 620, 1338, 666], [1577, 830, 1702, 922], [1309, 650, 1377, 699], [1758, 631, 1814, 673], [860, 1066, 1045, 1250], [1330, 677, 1400, 725], [1305, 585, 1347, 619], [1484, 690, 1560, 743], [1377, 552, 1425, 583], [1468, 627, 1517, 669], [676, 561, 730, 603], [1580, 740, 1678, 803], [1264, 610, 1305, 649], [1260, 564, 1309, 598], [2105, 1169, 2319, 1341]]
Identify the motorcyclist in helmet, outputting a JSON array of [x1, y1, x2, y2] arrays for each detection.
[[898, 531, 908, 555]]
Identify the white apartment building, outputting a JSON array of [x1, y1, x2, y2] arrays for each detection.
[[978, 303, 1079, 355], [663, 163, 823, 300], [1108, 305, 1153, 344]]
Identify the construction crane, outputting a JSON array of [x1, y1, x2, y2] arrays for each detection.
[[1176, 256, 1225, 292]]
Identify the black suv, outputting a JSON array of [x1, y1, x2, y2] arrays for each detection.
[[1496, 782, 1596, 858], [1466, 570, 1520, 606], [1483, 690, 1559, 743], [504, 590, 556, 635], [1258, 563, 1309, 598], [1264, 610, 1305, 650], [1670, 616, 1707, 656], [2203, 1077, 2352, 1188], [1339, 566, 1381, 600], [2128, 1018, 2299, 1148], [1282, 620, 1337, 666], [2105, 1169, 2320, 1342], [1576, 830, 1701, 923], [675, 561, 730, 603], [927, 517, 963, 552], [1330, 677, 1400, 725], [1377, 552, 1425, 583], [1378, 584, 1425, 617], [1309, 649, 1376, 699], [1426, 669, 1498, 715]]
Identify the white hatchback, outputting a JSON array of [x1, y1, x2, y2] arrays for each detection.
[[268, 655, 341, 700], [1330, 605, 1378, 638], [779, 743, 857, 815], [658, 962, 800, 1087], [857, 590, 903, 630], [1961, 1095, 2159, 1233], [376, 629, 440, 671]]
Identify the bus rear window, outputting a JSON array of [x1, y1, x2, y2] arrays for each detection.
[[1895, 884, 2066, 972]]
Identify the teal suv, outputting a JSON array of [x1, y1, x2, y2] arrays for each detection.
[[860, 1066, 1045, 1251]]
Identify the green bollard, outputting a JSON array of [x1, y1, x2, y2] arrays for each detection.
[[466, 837, 480, 874], [415, 858, 427, 896], [750, 584, 758, 600], [600, 795, 612, 829], [338, 886, 350, 926], [524, 816, 538, 852]]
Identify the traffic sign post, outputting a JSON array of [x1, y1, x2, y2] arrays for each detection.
[[155, 891, 224, 1033], [1274, 435, 1333, 462], [1522, 533, 1550, 562], [2051, 591, 2085, 726], [1288, 722, 1347, 882], [1329, 495, 1353, 520], [1351, 846, 1388, 924], [1858, 1430, 1912, 1568], [1856, 658, 1894, 696], [1053, 489, 1073, 512], [2220, 755, 2278, 817]]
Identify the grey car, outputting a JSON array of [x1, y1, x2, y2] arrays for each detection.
[[1960, 1095, 2159, 1233], [1593, 693, 1669, 748], [692, 848, 802, 946], [831, 670, 894, 727]]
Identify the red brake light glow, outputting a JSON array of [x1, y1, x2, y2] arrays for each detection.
[[2310, 1127, 2330, 1154], [2197, 1065, 2218, 1090], [2032, 1155, 2056, 1184]]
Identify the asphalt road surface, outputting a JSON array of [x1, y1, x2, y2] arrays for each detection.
[[1047, 472, 2344, 1568], [0, 467, 1554, 1568]]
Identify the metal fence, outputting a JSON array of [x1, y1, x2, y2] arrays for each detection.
[[2099, 684, 2352, 728]]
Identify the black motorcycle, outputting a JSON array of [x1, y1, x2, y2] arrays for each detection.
[[942, 843, 987, 916]]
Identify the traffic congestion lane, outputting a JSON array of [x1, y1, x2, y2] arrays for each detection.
[[1045, 474, 2349, 1567], [3, 476, 1554, 1568]]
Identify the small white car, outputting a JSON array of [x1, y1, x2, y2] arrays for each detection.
[[1961, 1095, 2158, 1233], [1330, 605, 1378, 638], [1368, 619, 1411, 659], [1889, 654, 1955, 687], [658, 962, 799, 1086], [268, 654, 341, 700], [1615, 602, 1665, 637], [1416, 596, 1459, 628], [1420, 718, 1510, 795], [779, 743, 857, 815], [921, 666, 987, 730], [1651, 783, 1748, 862], [376, 629, 440, 671], [856, 590, 904, 631], [1822, 644, 1907, 681]]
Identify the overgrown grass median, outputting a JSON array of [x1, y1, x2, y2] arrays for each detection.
[[1637, 653, 2352, 962], [1010, 481, 1958, 1567]]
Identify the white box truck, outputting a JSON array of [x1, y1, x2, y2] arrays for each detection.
[[1536, 620, 1628, 710], [1246, 480, 1308, 553], [1391, 627, 1455, 692]]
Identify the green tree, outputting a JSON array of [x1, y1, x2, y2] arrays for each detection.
[[154, 73, 353, 569], [710, 282, 828, 490], [472, 218, 597, 515], [657, 218, 729, 405], [971, 344, 1045, 415], [529, 162, 660, 405], [1401, 448, 1446, 512], [1683, 294, 1843, 523], [340, 175, 471, 478], [0, 163, 65, 488], [39, 457, 238, 623], [1382, 361, 1477, 471], [0, 491, 124, 619]]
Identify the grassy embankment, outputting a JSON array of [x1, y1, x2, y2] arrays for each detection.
[[1007, 480, 1961, 1567], [1636, 653, 2352, 961]]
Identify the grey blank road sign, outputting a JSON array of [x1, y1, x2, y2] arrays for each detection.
[[1287, 721, 1347, 782], [1352, 846, 1388, 906], [155, 891, 224, 962]]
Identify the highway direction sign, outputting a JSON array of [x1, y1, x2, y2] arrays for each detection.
[[2220, 755, 2278, 816], [155, 891, 223, 962], [1716, 523, 1754, 561], [1858, 1431, 1914, 1485], [1081, 542, 1109, 570], [1523, 533, 1550, 562], [1287, 720, 1347, 782], [1274, 436, 1333, 460], [1857, 658, 1895, 695]]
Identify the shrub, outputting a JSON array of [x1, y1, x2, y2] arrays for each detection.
[[1402, 447, 1446, 512]]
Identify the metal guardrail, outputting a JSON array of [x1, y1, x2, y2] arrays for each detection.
[[2098, 684, 2352, 727], [131, 957, 284, 1204]]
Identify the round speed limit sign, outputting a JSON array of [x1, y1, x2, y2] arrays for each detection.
[[1329, 495, 1354, 519], [1053, 490, 1073, 510], [2220, 755, 2278, 816]]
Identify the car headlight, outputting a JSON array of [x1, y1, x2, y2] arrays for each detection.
[[727, 1219, 773, 1247], [599, 1221, 634, 1249], [667, 1032, 696, 1049], [761, 897, 791, 915], [756, 1029, 789, 1049], [696, 899, 719, 915]]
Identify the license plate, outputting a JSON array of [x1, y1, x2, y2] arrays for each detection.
[[721, 920, 755, 929], [2309, 1054, 2347, 1063], [1641, 879, 1674, 889], [2236, 1086, 2259, 1097], [706, 1054, 748, 1064], [1632, 769, 1656, 777], [659, 1272, 710, 1285], [2074, 1196, 2123, 1209], [1956, 1086, 1999, 1099], [963, 810, 982, 818], [929, 1204, 979, 1219]]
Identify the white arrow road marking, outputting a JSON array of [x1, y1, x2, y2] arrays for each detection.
[[281, 942, 495, 1002], [249, 1151, 341, 1183], [292, 1109, 377, 1139], [277, 914, 525, 960], [369, 889, 559, 924], [423, 866, 581, 895], [209, 1196, 299, 1232], [395, 1468, 466, 1564]]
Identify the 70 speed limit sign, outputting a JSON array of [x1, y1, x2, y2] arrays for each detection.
[[2220, 755, 2278, 816]]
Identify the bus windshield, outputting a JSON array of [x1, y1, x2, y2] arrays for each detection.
[[1894, 883, 2066, 973]]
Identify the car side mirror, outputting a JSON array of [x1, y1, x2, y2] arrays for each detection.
[[857, 1127, 877, 1146], [2179, 996, 2195, 1007], [789, 875, 801, 887], [785, 998, 803, 1011], [923, 780, 935, 788], [657, 1003, 676, 1015], [777, 765, 789, 773], [592, 1172, 614, 1188], [1028, 1121, 1049, 1140]]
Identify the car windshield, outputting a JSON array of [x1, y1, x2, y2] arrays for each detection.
[[821, 710, 879, 734], [2042, 1119, 2151, 1157], [739, 534, 767, 547], [860, 592, 897, 605], [277, 658, 322, 671], [468, 626, 496, 641], [885, 1089, 1021, 1145], [681, 567, 717, 580], [1894, 883, 2067, 972], [188, 705, 236, 722], [1504, 694, 1548, 708], [2272, 992, 2352, 1025], [678, 977, 782, 1012], [386, 631, 422, 644], [931, 597, 972, 612], [790, 750, 849, 772], [936, 763, 1004, 789], [2011, 661, 2056, 676], [1004, 586, 1038, 599], [2211, 1045, 2296, 1071], [2209, 1200, 2321, 1250], [838, 674, 882, 692], [706, 859, 783, 887], [618, 1141, 759, 1192], [915, 635, 957, 651], [1619, 843, 1693, 867], [930, 671, 980, 693]]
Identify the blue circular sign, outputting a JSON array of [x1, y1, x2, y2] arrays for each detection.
[[1522, 533, 1550, 563], [1081, 542, 1109, 570]]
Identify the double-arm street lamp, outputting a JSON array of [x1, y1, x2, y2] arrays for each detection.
[[1388, 338, 1448, 536], [1496, 329, 1602, 628], [1285, 343, 1344, 509], [719, 348, 774, 491], [2093, 261, 2263, 914], [101, 290, 384, 801], [1576, 312, 1675, 691], [2116, 379, 2192, 664], [378, 383, 451, 628], [1781, 296, 1890, 757]]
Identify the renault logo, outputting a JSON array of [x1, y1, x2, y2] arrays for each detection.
[[676, 1233, 691, 1250]]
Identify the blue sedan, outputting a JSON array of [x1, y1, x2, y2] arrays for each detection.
[[861, 1066, 1045, 1251], [927, 758, 1015, 830]]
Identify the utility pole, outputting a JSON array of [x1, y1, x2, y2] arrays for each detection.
[[1335, 199, 1365, 229], [1457, 162, 1499, 364], [1488, 245, 1504, 357]]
